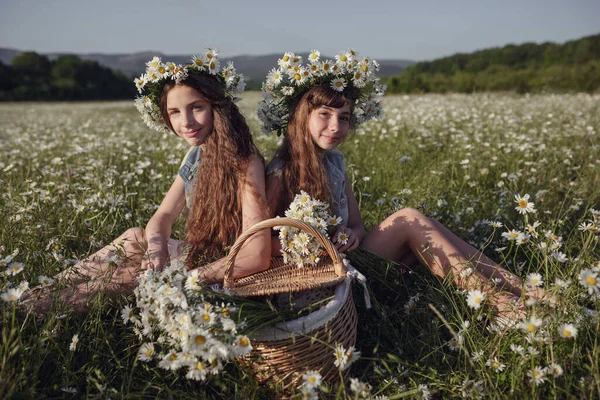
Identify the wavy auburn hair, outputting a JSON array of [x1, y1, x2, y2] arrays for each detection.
[[271, 83, 355, 217], [160, 73, 260, 268]]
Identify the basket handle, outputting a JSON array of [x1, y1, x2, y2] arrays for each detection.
[[223, 217, 345, 289]]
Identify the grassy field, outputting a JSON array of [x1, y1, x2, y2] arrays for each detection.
[[1, 92, 599, 399]]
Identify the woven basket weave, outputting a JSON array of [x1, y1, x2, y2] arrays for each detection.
[[223, 218, 347, 296], [223, 218, 358, 388]]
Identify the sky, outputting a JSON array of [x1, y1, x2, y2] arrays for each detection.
[[0, 0, 598, 61]]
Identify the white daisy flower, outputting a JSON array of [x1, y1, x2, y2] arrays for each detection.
[[518, 316, 543, 333], [69, 334, 79, 351], [558, 323, 577, 338], [191, 54, 208, 69], [330, 77, 347, 92], [548, 363, 563, 376], [302, 370, 322, 389], [138, 343, 155, 362], [514, 193, 536, 215], [1, 287, 24, 302], [335, 51, 353, 66], [38, 275, 54, 287], [207, 58, 220, 75], [321, 60, 334, 74], [579, 268, 599, 294], [466, 289, 485, 309], [526, 272, 544, 287], [486, 357, 506, 372], [6, 262, 24, 276], [308, 50, 320, 63], [278, 52, 295, 68], [336, 231, 349, 245], [528, 366, 546, 385], [186, 360, 208, 381], [501, 229, 521, 241], [121, 304, 134, 324], [266, 68, 284, 86]]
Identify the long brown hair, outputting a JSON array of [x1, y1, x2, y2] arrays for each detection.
[[160, 73, 260, 267], [271, 83, 354, 217]]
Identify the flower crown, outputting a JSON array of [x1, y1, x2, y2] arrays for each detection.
[[257, 48, 386, 135], [134, 48, 246, 132]]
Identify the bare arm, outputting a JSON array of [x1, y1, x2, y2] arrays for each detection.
[[332, 172, 367, 253], [143, 176, 187, 270], [265, 171, 285, 257], [196, 154, 271, 283]]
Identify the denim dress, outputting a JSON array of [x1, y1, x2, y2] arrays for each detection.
[[177, 146, 202, 212], [266, 150, 349, 225]]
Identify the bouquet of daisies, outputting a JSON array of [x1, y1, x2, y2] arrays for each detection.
[[124, 260, 290, 381], [275, 191, 342, 268]]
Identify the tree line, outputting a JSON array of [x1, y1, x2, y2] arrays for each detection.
[[384, 33, 600, 94], [0, 52, 135, 101]]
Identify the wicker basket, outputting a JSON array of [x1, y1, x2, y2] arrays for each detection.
[[223, 218, 358, 388], [223, 218, 347, 296]]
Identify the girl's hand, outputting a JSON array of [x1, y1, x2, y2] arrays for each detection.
[[333, 225, 360, 253], [142, 248, 168, 272]]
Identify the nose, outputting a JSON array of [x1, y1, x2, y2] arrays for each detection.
[[183, 110, 195, 127], [328, 117, 339, 132]]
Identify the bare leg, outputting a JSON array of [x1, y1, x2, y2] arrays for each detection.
[[22, 227, 147, 313], [428, 219, 524, 296], [361, 208, 523, 320]]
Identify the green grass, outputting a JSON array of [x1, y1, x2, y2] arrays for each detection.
[[1, 92, 599, 399]]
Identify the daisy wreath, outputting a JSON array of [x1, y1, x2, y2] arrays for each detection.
[[257, 48, 386, 135], [134, 48, 246, 132]]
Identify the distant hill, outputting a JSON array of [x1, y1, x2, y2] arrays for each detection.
[[0, 49, 414, 83], [385, 33, 600, 93]]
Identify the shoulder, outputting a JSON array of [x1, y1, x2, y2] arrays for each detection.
[[247, 152, 266, 176], [178, 146, 201, 168], [266, 152, 285, 177], [323, 150, 346, 172]]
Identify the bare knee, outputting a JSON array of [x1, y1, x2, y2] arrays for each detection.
[[391, 207, 428, 224], [117, 227, 146, 252]]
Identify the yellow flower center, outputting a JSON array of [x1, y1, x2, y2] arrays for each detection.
[[206, 53, 213, 59], [509, 232, 519, 239], [323, 64, 330, 70], [562, 329, 571, 337], [340, 55, 348, 62], [196, 362, 205, 370], [586, 276, 597, 286], [239, 337, 249, 347], [335, 81, 344, 87], [294, 73, 301, 81], [194, 59, 203, 66], [203, 313, 211, 322], [362, 65, 369, 72], [282, 55, 290, 62], [8, 295, 16, 301], [170, 353, 178, 360], [209, 61, 216, 70], [519, 200, 528, 208], [145, 348, 153, 357], [195, 335, 206, 345], [526, 323, 536, 332]]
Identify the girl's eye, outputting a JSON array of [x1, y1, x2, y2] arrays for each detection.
[[169, 110, 179, 116], [193, 105, 203, 110]]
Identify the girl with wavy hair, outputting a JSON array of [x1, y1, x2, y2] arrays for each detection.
[[24, 50, 270, 312], [259, 49, 549, 321]]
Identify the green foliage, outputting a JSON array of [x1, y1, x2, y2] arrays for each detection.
[[0, 52, 135, 101], [385, 33, 600, 94]]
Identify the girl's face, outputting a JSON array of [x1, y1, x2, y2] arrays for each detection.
[[166, 85, 214, 147], [308, 103, 352, 151]]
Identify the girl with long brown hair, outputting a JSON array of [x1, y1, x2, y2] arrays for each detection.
[[260, 49, 550, 321], [24, 50, 270, 312]]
